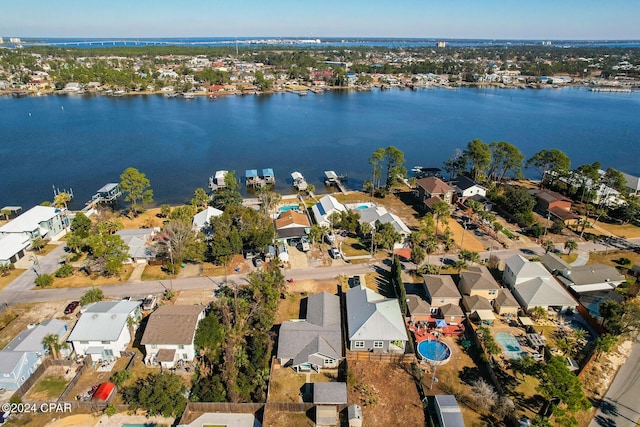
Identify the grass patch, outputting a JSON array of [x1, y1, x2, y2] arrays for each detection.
[[31, 244, 59, 257], [275, 292, 303, 324], [558, 253, 578, 264], [588, 250, 640, 268], [341, 237, 371, 257], [594, 222, 640, 239], [45, 265, 134, 288], [267, 365, 307, 403], [31, 376, 68, 399], [141, 264, 170, 281], [0, 268, 26, 291], [501, 228, 515, 239]]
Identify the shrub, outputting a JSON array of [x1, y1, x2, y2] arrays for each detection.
[[111, 370, 131, 388], [34, 274, 54, 287], [54, 264, 74, 278], [104, 403, 117, 417]]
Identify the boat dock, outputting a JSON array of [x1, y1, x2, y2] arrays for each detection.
[[88, 183, 121, 205], [209, 170, 228, 192], [245, 168, 275, 188], [291, 171, 308, 191], [324, 170, 347, 194]]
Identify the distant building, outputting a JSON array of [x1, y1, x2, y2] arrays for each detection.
[[621, 171, 640, 196], [437, 41, 447, 48], [450, 176, 487, 201]]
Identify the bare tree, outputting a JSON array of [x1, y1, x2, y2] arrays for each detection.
[[471, 378, 498, 412]]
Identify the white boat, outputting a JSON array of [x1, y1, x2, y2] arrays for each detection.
[[183, 93, 195, 99]]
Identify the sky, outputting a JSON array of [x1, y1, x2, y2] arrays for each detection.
[[2, 0, 640, 40]]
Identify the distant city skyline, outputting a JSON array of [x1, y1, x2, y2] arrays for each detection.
[[2, 0, 640, 40]]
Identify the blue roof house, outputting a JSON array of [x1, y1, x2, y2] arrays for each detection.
[[0, 351, 40, 390]]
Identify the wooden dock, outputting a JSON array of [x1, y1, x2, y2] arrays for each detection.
[[324, 171, 347, 194]]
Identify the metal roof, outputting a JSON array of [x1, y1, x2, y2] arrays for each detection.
[[346, 285, 408, 342], [245, 169, 258, 178], [262, 168, 274, 177], [435, 395, 465, 427], [0, 205, 60, 234], [5, 319, 67, 353], [68, 301, 140, 342]]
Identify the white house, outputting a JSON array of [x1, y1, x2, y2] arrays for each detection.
[[141, 304, 205, 368], [311, 195, 346, 227], [354, 205, 410, 239], [0, 233, 31, 264], [192, 206, 224, 233], [115, 228, 158, 264], [503, 255, 576, 311], [67, 301, 141, 361], [451, 176, 487, 200], [0, 205, 67, 240]]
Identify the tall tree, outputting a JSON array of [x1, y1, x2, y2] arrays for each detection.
[[369, 149, 384, 193], [463, 139, 491, 181], [383, 146, 406, 189], [120, 167, 153, 214], [564, 239, 578, 255], [432, 201, 450, 237], [537, 356, 590, 412], [488, 141, 524, 182], [191, 187, 210, 211], [443, 148, 467, 181], [160, 220, 206, 264], [212, 170, 242, 210], [526, 148, 571, 186], [42, 334, 61, 360]]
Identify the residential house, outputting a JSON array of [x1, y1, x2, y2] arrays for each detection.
[[345, 285, 408, 353], [311, 195, 346, 227], [503, 255, 577, 311], [274, 210, 311, 241], [557, 264, 626, 293], [355, 206, 411, 239], [0, 351, 39, 390], [314, 382, 348, 427], [0, 319, 68, 390], [277, 292, 342, 372], [434, 395, 465, 427], [406, 295, 431, 323], [533, 189, 580, 225], [192, 206, 223, 233], [462, 295, 496, 322], [0, 233, 31, 264], [458, 266, 501, 301], [416, 177, 455, 210], [540, 253, 571, 274], [67, 300, 141, 361], [439, 303, 465, 324], [493, 289, 520, 316], [451, 176, 487, 201], [423, 275, 461, 310], [621, 171, 640, 196], [0, 205, 67, 240], [141, 305, 205, 368], [115, 228, 157, 264]]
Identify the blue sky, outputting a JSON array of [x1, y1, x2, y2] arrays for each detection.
[[2, 0, 639, 39]]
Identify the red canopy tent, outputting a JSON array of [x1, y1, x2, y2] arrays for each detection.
[[92, 382, 116, 401]]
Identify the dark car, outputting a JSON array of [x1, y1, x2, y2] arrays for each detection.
[[64, 301, 80, 314]]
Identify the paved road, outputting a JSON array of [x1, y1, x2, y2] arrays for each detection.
[[590, 339, 640, 427]]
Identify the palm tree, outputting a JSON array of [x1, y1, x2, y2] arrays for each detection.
[[460, 249, 481, 265], [31, 236, 46, 253], [542, 239, 555, 254], [308, 225, 323, 247], [42, 334, 60, 360], [453, 260, 467, 273], [305, 183, 315, 198], [1, 209, 10, 221], [564, 239, 578, 255], [433, 201, 450, 238]]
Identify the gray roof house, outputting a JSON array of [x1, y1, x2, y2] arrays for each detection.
[[67, 300, 141, 360], [406, 295, 431, 322], [115, 228, 157, 263], [277, 292, 342, 372], [462, 295, 495, 322], [346, 285, 408, 353], [423, 275, 461, 308], [314, 382, 348, 427], [356, 206, 411, 237], [493, 288, 521, 316], [503, 255, 577, 311], [540, 253, 571, 274], [458, 266, 501, 301], [5, 319, 67, 355], [558, 264, 626, 293]]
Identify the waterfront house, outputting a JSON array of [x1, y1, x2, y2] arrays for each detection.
[[458, 265, 501, 301], [245, 169, 260, 187], [115, 228, 157, 264], [67, 300, 141, 361], [274, 210, 311, 241], [277, 292, 342, 372], [62, 82, 82, 92], [262, 168, 275, 185], [141, 304, 205, 369], [503, 255, 577, 312], [416, 177, 455, 210], [0, 205, 67, 241], [345, 284, 408, 353], [556, 264, 625, 293], [450, 176, 487, 201], [311, 195, 346, 228], [621, 171, 640, 196], [423, 275, 461, 310], [532, 189, 580, 225], [354, 205, 411, 240], [192, 206, 223, 234]]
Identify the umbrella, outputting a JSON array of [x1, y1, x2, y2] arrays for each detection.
[[435, 319, 448, 328]]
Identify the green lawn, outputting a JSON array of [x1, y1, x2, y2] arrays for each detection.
[[31, 376, 68, 399], [558, 253, 578, 264], [341, 237, 371, 257]]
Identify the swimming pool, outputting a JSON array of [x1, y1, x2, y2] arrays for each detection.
[[278, 205, 300, 212], [417, 339, 452, 365], [494, 332, 527, 360]]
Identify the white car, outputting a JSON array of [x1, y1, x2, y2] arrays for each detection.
[[330, 248, 341, 259], [325, 233, 335, 244]]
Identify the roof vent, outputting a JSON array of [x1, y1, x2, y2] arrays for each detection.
[[92, 314, 98, 319], [111, 314, 117, 319]]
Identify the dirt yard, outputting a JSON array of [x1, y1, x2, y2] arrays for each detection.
[[0, 302, 71, 348], [347, 360, 425, 427], [22, 366, 76, 401], [48, 265, 134, 289]]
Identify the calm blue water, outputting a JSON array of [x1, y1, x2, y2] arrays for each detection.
[[1, 87, 639, 209], [417, 339, 451, 361]]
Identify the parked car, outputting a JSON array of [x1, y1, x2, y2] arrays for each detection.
[[64, 301, 80, 314], [325, 233, 335, 244], [330, 248, 341, 259]]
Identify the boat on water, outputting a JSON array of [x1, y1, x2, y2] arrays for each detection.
[[164, 92, 178, 98], [291, 171, 308, 191], [183, 93, 195, 99]]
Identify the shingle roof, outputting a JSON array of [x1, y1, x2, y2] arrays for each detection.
[[495, 288, 520, 308], [540, 253, 571, 273], [459, 266, 500, 293], [192, 207, 223, 231], [417, 177, 454, 195], [275, 211, 311, 229], [406, 295, 431, 316], [514, 277, 577, 308], [452, 175, 485, 192], [424, 275, 460, 300], [462, 295, 493, 311], [314, 382, 348, 405], [564, 264, 625, 287], [346, 285, 408, 342], [439, 303, 464, 317], [140, 305, 205, 345]]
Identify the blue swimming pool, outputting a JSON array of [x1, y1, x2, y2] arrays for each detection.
[[417, 339, 451, 365], [279, 205, 300, 212], [495, 332, 527, 360]]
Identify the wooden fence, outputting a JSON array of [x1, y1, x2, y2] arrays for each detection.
[[58, 360, 89, 402], [12, 359, 74, 401], [346, 350, 416, 364]]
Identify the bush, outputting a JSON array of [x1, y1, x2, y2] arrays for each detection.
[[54, 264, 74, 278], [104, 403, 117, 417], [616, 257, 631, 266], [34, 274, 54, 287], [111, 370, 131, 388]]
